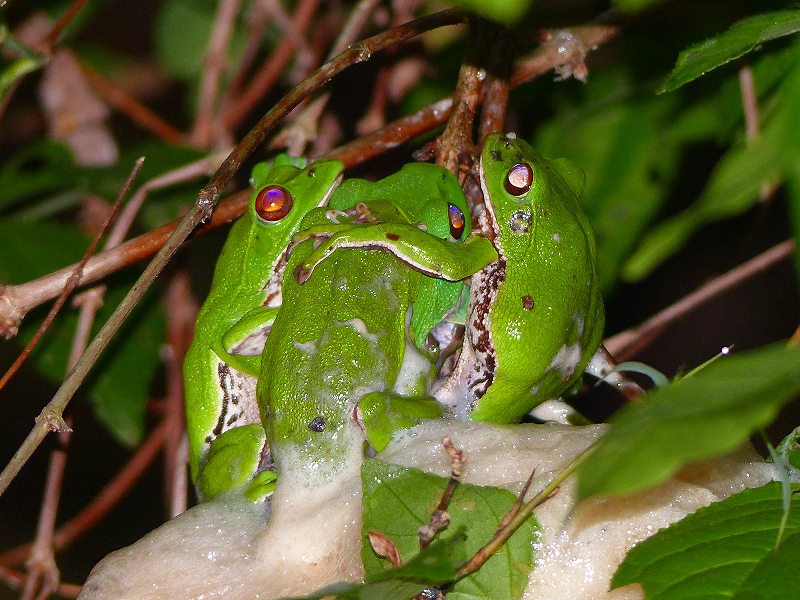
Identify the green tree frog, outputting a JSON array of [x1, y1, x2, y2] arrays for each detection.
[[435, 133, 605, 423], [300, 162, 499, 354], [257, 171, 498, 482], [183, 155, 344, 501]]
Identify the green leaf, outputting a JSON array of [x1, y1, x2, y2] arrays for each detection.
[[0, 219, 165, 446], [0, 141, 78, 213], [623, 51, 800, 281], [275, 534, 465, 599], [85, 286, 165, 446], [449, 0, 533, 24], [613, 483, 800, 600], [661, 10, 800, 92], [154, 0, 248, 85], [578, 342, 800, 499], [611, 0, 668, 12], [362, 459, 539, 600], [80, 143, 207, 228]]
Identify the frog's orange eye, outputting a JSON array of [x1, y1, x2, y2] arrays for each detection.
[[255, 185, 293, 221], [504, 163, 533, 196], [448, 203, 466, 240]]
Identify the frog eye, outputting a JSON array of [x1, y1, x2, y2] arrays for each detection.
[[255, 185, 293, 221], [448, 203, 466, 240], [504, 163, 533, 196]]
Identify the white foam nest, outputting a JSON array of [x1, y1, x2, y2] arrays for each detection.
[[78, 421, 777, 600]]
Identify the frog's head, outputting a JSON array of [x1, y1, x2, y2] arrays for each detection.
[[248, 157, 345, 233], [479, 133, 586, 260], [413, 164, 472, 244]]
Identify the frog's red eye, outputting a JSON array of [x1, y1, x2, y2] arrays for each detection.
[[504, 163, 533, 196], [255, 185, 293, 221], [448, 203, 466, 240]]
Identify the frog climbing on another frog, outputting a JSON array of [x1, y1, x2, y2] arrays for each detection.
[[298, 162, 498, 355], [258, 163, 498, 478], [434, 132, 605, 423], [183, 155, 344, 501]]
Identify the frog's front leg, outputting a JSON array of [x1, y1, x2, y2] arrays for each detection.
[[295, 223, 498, 284], [195, 424, 276, 502], [184, 341, 268, 500], [220, 305, 281, 376], [289, 201, 405, 247], [585, 345, 647, 400], [359, 392, 442, 451]]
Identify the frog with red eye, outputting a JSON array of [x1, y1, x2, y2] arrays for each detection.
[[183, 155, 344, 502], [434, 133, 605, 423]]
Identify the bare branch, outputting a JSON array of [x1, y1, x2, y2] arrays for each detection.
[[192, 0, 242, 147], [605, 239, 796, 359], [0, 7, 467, 499]]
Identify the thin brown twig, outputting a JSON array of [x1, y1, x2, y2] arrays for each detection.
[[455, 444, 595, 581], [161, 272, 197, 516], [222, 0, 279, 110], [0, 564, 80, 599], [21, 439, 67, 600], [192, 0, 242, 147], [329, 0, 381, 59], [0, 418, 172, 568], [738, 65, 775, 205], [79, 61, 184, 145], [0, 22, 619, 336], [478, 26, 514, 144], [495, 468, 536, 531], [605, 239, 797, 359], [437, 16, 484, 179], [739, 66, 759, 140], [419, 438, 464, 550], [40, 0, 91, 50], [0, 158, 144, 391], [262, 0, 315, 61], [223, 0, 323, 131]]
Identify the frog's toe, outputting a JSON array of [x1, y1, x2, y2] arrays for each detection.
[[295, 264, 314, 284]]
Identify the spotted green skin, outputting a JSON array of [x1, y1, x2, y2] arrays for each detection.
[[183, 156, 343, 500], [258, 176, 496, 482], [437, 133, 604, 423]]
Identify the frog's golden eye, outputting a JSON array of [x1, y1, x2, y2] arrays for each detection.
[[504, 163, 533, 196], [448, 203, 466, 240], [255, 185, 293, 221]]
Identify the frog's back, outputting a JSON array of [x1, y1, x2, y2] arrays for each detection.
[[259, 228, 417, 476]]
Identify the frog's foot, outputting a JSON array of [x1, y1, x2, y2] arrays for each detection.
[[586, 345, 646, 401], [196, 424, 272, 502], [358, 392, 443, 452], [296, 224, 498, 285]]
